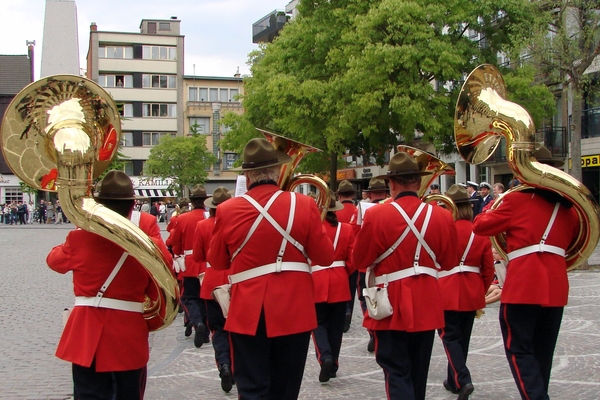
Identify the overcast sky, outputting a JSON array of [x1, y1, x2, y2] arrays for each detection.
[[3, 0, 288, 80]]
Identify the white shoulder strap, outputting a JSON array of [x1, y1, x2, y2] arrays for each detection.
[[541, 203, 560, 245], [93, 252, 129, 307], [332, 223, 342, 251], [459, 232, 476, 266], [391, 202, 441, 270], [130, 210, 141, 227]]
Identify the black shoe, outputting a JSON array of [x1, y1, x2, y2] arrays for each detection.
[[219, 364, 233, 393], [193, 323, 205, 348], [443, 380, 459, 394], [184, 323, 192, 337], [330, 370, 337, 378], [319, 358, 333, 383], [203, 336, 210, 344], [343, 313, 351, 333], [457, 383, 474, 400], [367, 335, 375, 352]]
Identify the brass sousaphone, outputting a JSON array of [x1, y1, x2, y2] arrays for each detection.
[[258, 128, 331, 219], [0, 75, 179, 329], [454, 64, 600, 270]]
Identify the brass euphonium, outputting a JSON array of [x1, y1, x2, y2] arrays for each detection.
[[397, 145, 458, 218], [258, 128, 331, 219], [454, 64, 600, 270], [0, 75, 179, 330]]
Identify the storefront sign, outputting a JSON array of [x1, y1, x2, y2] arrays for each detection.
[[336, 169, 356, 180], [361, 168, 373, 179], [582, 155, 600, 168]]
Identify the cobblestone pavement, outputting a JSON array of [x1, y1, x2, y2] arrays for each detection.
[[1, 224, 599, 399]]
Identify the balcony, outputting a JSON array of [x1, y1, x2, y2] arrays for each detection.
[[583, 107, 600, 138], [480, 126, 567, 164], [252, 10, 289, 44]]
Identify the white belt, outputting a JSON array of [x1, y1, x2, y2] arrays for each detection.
[[311, 261, 346, 273], [507, 244, 565, 261], [229, 262, 311, 285], [184, 249, 193, 256], [374, 266, 437, 285], [438, 265, 480, 278], [74, 296, 144, 313]]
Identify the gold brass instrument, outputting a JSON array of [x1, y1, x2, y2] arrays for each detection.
[[0, 75, 179, 330], [258, 128, 331, 219], [454, 64, 600, 270], [397, 145, 459, 218]]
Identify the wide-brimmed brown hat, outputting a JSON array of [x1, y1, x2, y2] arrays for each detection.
[[232, 138, 292, 171], [327, 190, 344, 212], [204, 187, 232, 209], [376, 152, 430, 180], [445, 184, 479, 204], [337, 180, 356, 194], [189, 184, 208, 199], [363, 178, 389, 192], [535, 145, 564, 168], [96, 170, 136, 200]]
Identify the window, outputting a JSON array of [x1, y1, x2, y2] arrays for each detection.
[[4, 187, 23, 203], [142, 74, 177, 89], [142, 46, 177, 60], [116, 103, 133, 118], [121, 132, 133, 147], [189, 117, 210, 134], [223, 153, 240, 170], [124, 161, 134, 176], [142, 132, 175, 146], [159, 22, 171, 31], [98, 46, 133, 59], [188, 86, 240, 102], [143, 103, 177, 117], [98, 74, 133, 88]]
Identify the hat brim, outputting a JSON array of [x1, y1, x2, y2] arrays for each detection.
[[375, 171, 431, 180], [538, 159, 564, 168], [230, 151, 292, 172], [329, 201, 345, 212], [204, 197, 217, 209], [453, 198, 479, 204]]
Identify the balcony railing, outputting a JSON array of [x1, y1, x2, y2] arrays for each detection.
[[186, 101, 242, 110], [252, 10, 288, 44], [480, 126, 567, 164]]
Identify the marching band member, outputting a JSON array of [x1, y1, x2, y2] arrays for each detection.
[[191, 187, 234, 393], [311, 193, 356, 383], [335, 180, 358, 333], [437, 185, 494, 400], [47, 171, 172, 400], [207, 138, 334, 400], [170, 185, 209, 347], [472, 146, 578, 400], [352, 153, 458, 400]]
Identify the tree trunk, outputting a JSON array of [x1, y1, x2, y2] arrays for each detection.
[[570, 83, 583, 181], [329, 151, 338, 191]]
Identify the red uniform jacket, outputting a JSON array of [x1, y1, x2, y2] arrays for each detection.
[[439, 220, 494, 311], [46, 215, 172, 372], [473, 189, 579, 306], [352, 193, 458, 332], [171, 208, 206, 277], [207, 184, 334, 337], [336, 201, 357, 224], [312, 221, 356, 303], [192, 217, 229, 300]]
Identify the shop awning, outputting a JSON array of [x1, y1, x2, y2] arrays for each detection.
[[134, 189, 176, 198]]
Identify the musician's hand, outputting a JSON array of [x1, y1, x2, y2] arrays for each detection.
[[173, 256, 186, 273], [485, 284, 502, 304]]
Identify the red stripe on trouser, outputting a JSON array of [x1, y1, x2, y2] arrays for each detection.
[[311, 331, 324, 364], [502, 304, 531, 400], [439, 327, 460, 388]]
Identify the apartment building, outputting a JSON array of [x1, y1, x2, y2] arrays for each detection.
[[184, 74, 245, 193], [85, 18, 184, 199]]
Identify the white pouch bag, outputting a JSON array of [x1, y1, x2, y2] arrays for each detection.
[[212, 284, 231, 318], [362, 267, 393, 320]]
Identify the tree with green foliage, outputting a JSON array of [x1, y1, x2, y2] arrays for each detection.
[[528, 1, 600, 181], [144, 133, 216, 196], [223, 0, 553, 179]]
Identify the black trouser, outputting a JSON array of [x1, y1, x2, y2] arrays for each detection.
[[374, 329, 435, 400], [206, 299, 230, 367], [230, 310, 311, 400], [499, 303, 563, 400], [312, 301, 346, 373], [72, 360, 146, 400], [345, 270, 358, 316], [437, 310, 476, 392], [181, 277, 205, 329]]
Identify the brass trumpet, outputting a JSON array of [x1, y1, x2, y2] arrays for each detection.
[[0, 75, 179, 329], [454, 64, 600, 270], [397, 145, 458, 218], [258, 128, 331, 219]]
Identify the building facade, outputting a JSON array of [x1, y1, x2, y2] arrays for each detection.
[[40, 0, 80, 77], [86, 18, 185, 199]]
